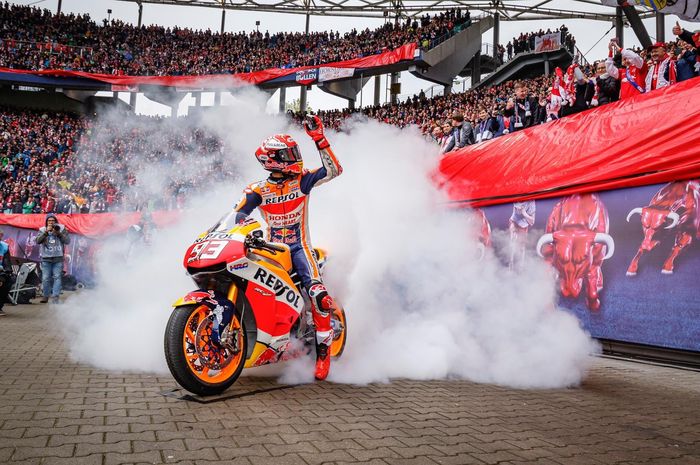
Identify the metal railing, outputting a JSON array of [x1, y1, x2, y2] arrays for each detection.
[[420, 13, 487, 51], [0, 38, 94, 57]]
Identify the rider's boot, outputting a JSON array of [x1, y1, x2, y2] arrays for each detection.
[[309, 281, 335, 380], [315, 339, 331, 380]]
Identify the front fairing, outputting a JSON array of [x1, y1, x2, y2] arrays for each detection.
[[183, 218, 263, 271]]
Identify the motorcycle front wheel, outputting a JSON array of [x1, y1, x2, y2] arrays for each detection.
[[164, 304, 247, 396]]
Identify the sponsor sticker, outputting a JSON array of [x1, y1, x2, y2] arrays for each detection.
[[318, 66, 355, 82], [296, 69, 318, 85]]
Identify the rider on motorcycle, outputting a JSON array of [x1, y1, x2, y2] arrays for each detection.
[[233, 115, 342, 380]]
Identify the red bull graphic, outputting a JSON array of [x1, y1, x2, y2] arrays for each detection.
[[471, 183, 700, 353], [536, 194, 615, 311], [625, 180, 700, 276]]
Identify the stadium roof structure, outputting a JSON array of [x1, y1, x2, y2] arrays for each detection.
[[117, 0, 658, 21]]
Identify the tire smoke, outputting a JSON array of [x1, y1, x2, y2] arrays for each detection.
[[57, 88, 597, 388]]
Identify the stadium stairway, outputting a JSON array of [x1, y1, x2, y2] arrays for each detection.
[[471, 46, 574, 90], [410, 15, 494, 87]]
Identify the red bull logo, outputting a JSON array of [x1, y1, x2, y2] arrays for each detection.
[[537, 194, 614, 311], [626, 180, 700, 276]]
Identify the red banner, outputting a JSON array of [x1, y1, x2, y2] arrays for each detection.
[[437, 77, 700, 208], [0, 43, 417, 89], [0, 212, 180, 238]]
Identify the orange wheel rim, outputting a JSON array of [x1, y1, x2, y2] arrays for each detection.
[[182, 305, 244, 383], [330, 307, 346, 357]]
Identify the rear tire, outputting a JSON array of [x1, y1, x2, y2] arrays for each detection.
[[164, 304, 247, 396], [330, 305, 347, 358]]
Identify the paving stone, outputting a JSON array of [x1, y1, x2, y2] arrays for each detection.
[[1, 303, 700, 465]]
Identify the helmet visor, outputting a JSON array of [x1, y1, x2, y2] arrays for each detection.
[[275, 145, 301, 162]]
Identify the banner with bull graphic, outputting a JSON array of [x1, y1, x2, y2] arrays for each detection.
[[534, 32, 562, 52], [476, 181, 700, 352]]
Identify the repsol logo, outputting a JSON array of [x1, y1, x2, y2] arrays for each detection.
[[253, 268, 301, 309], [264, 192, 301, 205]]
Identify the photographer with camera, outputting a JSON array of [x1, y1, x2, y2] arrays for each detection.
[[36, 214, 70, 304]]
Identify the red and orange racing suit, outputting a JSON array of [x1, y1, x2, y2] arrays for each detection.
[[233, 146, 342, 346]]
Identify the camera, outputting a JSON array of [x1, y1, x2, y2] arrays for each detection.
[[53, 224, 61, 232]]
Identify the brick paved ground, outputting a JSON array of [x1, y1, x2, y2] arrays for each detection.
[[1, 303, 700, 465]]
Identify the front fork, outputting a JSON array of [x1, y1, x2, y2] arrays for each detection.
[[173, 285, 240, 348]]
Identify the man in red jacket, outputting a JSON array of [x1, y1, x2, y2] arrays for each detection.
[[646, 42, 676, 91], [605, 39, 648, 99]]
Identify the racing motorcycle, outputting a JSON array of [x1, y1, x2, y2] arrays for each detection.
[[164, 213, 347, 396]]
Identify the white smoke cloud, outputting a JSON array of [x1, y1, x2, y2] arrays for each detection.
[[57, 87, 597, 389]]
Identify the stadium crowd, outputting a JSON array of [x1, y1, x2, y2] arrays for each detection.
[[0, 107, 229, 213], [0, 3, 471, 75], [0, 2, 697, 213], [297, 27, 698, 154]]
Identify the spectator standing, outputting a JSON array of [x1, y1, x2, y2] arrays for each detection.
[[504, 81, 539, 131], [507, 41, 513, 60], [675, 39, 698, 81], [605, 39, 647, 99], [561, 66, 595, 117], [672, 21, 700, 76], [645, 42, 676, 91], [0, 230, 11, 316], [594, 60, 619, 106], [36, 214, 70, 304]]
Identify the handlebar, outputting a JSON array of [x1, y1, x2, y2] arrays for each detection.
[[244, 234, 286, 253]]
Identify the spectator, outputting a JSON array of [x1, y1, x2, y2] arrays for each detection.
[[35, 214, 70, 304], [605, 39, 647, 100], [675, 38, 698, 81], [645, 42, 676, 91], [439, 122, 454, 154], [504, 81, 539, 131], [22, 197, 35, 214], [506, 41, 513, 60], [428, 125, 443, 144], [474, 109, 499, 143], [443, 113, 474, 152], [594, 60, 619, 106], [561, 65, 595, 117], [534, 94, 550, 123], [672, 20, 699, 77], [0, 4, 471, 75]]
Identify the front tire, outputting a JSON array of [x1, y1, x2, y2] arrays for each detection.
[[164, 304, 247, 396]]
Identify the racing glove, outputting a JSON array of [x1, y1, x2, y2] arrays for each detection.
[[303, 115, 330, 150]]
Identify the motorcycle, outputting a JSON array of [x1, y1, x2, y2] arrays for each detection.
[[164, 212, 347, 396]]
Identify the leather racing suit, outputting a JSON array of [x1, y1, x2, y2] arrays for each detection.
[[233, 144, 342, 353]]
